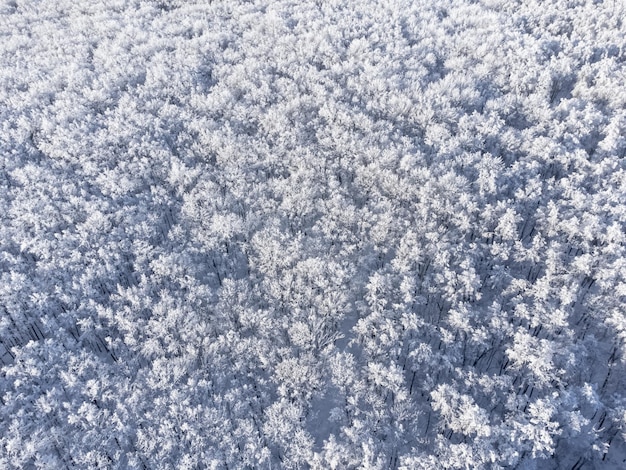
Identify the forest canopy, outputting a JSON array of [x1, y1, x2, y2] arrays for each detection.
[[1, 0, 625, 468]]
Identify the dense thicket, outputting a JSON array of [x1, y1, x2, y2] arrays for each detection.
[[1, 0, 625, 468]]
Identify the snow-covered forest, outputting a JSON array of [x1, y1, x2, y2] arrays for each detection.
[[1, 0, 625, 468]]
